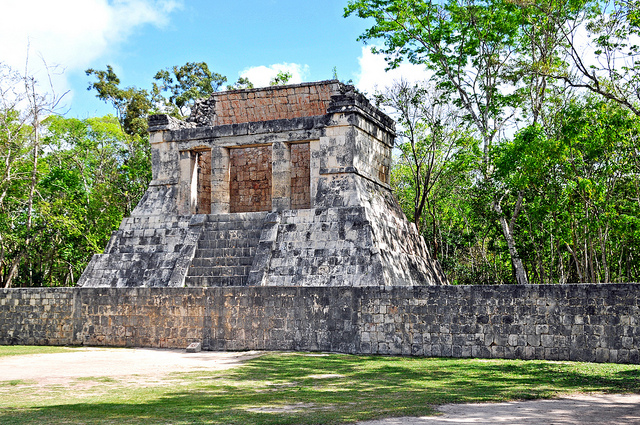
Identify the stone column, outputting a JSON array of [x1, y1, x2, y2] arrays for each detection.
[[271, 141, 291, 211], [149, 127, 180, 185], [309, 140, 321, 208], [210, 146, 230, 214], [190, 151, 199, 213], [178, 150, 193, 215]]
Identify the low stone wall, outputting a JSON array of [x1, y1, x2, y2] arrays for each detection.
[[1, 284, 638, 363]]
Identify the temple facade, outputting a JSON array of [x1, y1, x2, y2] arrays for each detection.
[[77, 81, 447, 288]]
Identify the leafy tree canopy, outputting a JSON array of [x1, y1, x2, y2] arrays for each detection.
[[152, 61, 227, 118]]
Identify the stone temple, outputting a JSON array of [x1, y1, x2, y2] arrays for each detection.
[[77, 80, 446, 288]]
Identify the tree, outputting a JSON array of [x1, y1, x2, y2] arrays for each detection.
[[36, 115, 150, 286], [0, 65, 32, 288], [512, 0, 580, 125], [526, 0, 640, 117], [345, 0, 523, 153], [85, 65, 153, 138], [88, 62, 229, 129], [0, 111, 151, 287], [153, 62, 227, 118], [487, 95, 640, 284], [270, 70, 292, 86], [377, 79, 465, 258], [491, 124, 564, 283], [0, 60, 66, 287], [553, 96, 640, 282], [227, 77, 254, 91]]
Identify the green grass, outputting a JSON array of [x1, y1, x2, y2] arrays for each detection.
[[75, 376, 119, 383], [0, 349, 639, 424], [0, 380, 32, 387], [0, 345, 82, 357]]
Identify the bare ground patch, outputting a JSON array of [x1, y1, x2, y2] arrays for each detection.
[[0, 347, 262, 386], [356, 394, 640, 425]]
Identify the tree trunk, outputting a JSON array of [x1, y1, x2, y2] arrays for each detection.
[[494, 192, 529, 285], [498, 213, 529, 284], [2, 254, 22, 288], [565, 242, 583, 283], [24, 75, 40, 286], [598, 226, 609, 283]]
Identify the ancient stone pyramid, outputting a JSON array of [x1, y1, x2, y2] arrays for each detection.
[[78, 81, 447, 288]]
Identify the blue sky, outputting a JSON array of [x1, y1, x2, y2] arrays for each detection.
[[2, 0, 428, 119]]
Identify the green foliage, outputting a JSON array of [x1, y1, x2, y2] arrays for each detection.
[[0, 115, 150, 287], [152, 62, 227, 117], [270, 70, 293, 86], [88, 61, 229, 130], [227, 77, 254, 91], [395, 95, 640, 284], [345, 0, 524, 145], [1, 350, 639, 424], [85, 66, 153, 138]]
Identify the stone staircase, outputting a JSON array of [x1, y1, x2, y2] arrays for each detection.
[[184, 212, 267, 287], [77, 215, 194, 288]]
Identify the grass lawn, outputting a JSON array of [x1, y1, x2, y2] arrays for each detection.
[[0, 347, 639, 424], [0, 345, 80, 357]]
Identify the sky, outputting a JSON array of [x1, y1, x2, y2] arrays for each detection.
[[1, 0, 429, 119]]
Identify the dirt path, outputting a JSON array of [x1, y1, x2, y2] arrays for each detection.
[[0, 347, 261, 385], [2, 348, 638, 424], [356, 393, 640, 425]]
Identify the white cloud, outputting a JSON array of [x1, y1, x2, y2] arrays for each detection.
[[354, 46, 431, 96], [238, 63, 310, 88], [0, 0, 182, 103]]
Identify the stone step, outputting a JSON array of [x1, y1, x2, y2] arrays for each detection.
[[203, 221, 263, 232], [184, 275, 249, 287], [184, 214, 266, 287], [195, 239, 259, 250], [199, 227, 262, 239], [192, 247, 256, 258], [191, 252, 254, 267], [186, 254, 255, 275], [186, 265, 252, 277]]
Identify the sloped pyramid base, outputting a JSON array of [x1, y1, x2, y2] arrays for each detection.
[[79, 176, 446, 288]]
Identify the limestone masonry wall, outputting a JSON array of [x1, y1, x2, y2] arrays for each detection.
[[2, 284, 638, 364], [199, 81, 338, 126], [229, 146, 273, 213]]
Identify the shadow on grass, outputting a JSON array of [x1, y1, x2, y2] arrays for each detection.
[[1, 354, 639, 425]]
